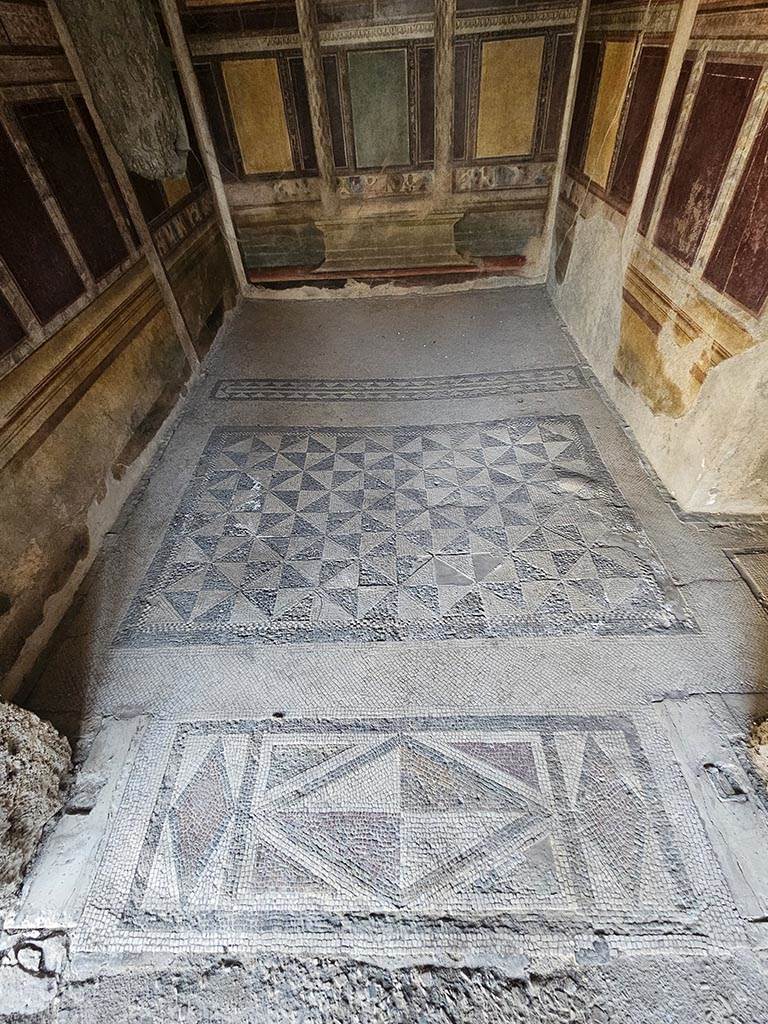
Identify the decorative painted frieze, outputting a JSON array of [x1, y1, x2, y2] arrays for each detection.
[[454, 162, 553, 193], [337, 170, 433, 198]]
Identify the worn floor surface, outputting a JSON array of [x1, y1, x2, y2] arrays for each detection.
[[4, 287, 768, 1021]]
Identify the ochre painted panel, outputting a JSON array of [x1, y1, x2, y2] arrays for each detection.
[[476, 36, 545, 159], [348, 48, 410, 169], [583, 40, 635, 188], [162, 177, 191, 207], [222, 58, 293, 175]]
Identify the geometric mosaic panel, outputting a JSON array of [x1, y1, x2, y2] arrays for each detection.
[[116, 416, 696, 647], [78, 714, 700, 954]]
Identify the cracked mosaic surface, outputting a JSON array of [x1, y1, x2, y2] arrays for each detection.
[[211, 366, 589, 401], [79, 713, 701, 955], [116, 415, 695, 647]]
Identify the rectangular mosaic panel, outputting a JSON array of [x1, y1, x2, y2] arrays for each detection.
[[116, 415, 695, 647], [78, 713, 700, 955]]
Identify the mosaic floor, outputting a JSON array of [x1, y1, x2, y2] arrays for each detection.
[[80, 711, 706, 958], [116, 415, 695, 646], [16, 290, 768, 1014]]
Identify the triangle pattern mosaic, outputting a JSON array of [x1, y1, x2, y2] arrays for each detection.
[[116, 417, 696, 646]]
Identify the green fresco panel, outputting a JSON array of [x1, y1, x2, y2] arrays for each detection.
[[348, 49, 410, 169]]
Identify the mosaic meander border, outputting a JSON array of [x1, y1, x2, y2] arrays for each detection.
[[211, 366, 590, 401], [78, 713, 701, 955], [115, 413, 697, 648]]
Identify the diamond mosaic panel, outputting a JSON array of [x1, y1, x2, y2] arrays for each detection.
[[79, 714, 700, 954], [116, 416, 695, 646]]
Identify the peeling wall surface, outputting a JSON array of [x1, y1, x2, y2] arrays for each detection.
[[0, 2, 234, 694], [548, 0, 768, 513], [182, 0, 582, 281]]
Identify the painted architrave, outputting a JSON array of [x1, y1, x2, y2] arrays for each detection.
[[475, 35, 545, 159], [347, 47, 410, 169], [583, 38, 635, 188], [221, 57, 294, 174]]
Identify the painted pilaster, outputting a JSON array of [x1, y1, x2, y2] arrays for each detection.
[[433, 0, 457, 201], [542, 0, 589, 277], [295, 0, 338, 215], [158, 0, 247, 294]]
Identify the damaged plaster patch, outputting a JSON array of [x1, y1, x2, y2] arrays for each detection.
[[31, 952, 768, 1024], [747, 720, 768, 794], [0, 704, 70, 904], [55, 0, 188, 179]]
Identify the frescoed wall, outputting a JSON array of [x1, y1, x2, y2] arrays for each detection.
[[0, 0, 234, 692], [181, 0, 582, 278], [549, 0, 768, 513]]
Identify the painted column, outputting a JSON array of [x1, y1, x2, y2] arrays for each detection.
[[433, 0, 457, 201], [157, 0, 247, 294], [295, 0, 338, 214]]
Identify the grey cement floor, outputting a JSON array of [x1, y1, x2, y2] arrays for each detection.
[[4, 286, 768, 1021]]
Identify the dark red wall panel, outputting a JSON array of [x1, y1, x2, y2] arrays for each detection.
[[638, 59, 691, 236], [543, 33, 574, 156], [288, 57, 318, 172], [0, 122, 83, 324], [0, 290, 25, 357], [566, 40, 601, 173], [654, 61, 760, 267], [705, 108, 768, 314], [195, 63, 238, 182], [16, 98, 128, 282], [322, 54, 348, 168], [610, 46, 667, 206], [417, 45, 435, 163]]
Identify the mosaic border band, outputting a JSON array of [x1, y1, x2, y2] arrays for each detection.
[[210, 365, 590, 402]]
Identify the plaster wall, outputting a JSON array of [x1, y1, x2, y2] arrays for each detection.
[[182, 0, 583, 280], [0, 3, 234, 693], [548, 0, 768, 513]]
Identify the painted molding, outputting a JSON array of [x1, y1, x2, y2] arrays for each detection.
[[188, 8, 580, 57]]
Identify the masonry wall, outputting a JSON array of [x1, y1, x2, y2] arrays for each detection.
[[0, 1, 234, 693], [549, 0, 768, 513], [181, 0, 582, 280]]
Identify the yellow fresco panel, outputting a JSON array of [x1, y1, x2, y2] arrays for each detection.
[[222, 58, 293, 175], [162, 176, 191, 207], [584, 41, 635, 188], [476, 36, 545, 159]]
